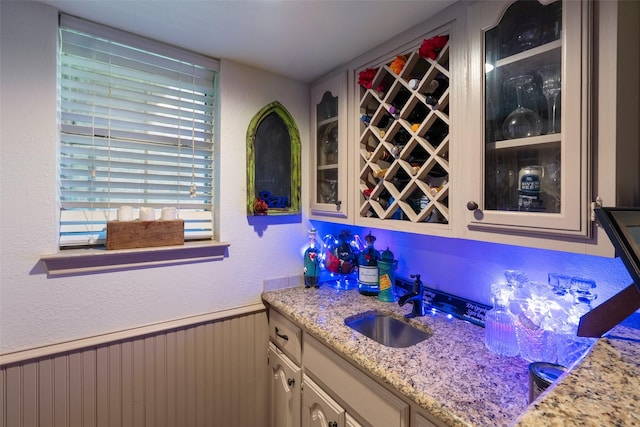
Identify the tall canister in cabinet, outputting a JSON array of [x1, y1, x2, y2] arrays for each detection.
[[518, 165, 544, 211]]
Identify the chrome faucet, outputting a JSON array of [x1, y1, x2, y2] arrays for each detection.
[[398, 274, 426, 317]]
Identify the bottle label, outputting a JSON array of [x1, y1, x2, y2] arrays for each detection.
[[379, 274, 392, 291], [359, 265, 379, 285]]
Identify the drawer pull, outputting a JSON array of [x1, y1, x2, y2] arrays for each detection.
[[287, 378, 295, 387], [328, 422, 337, 427], [275, 327, 289, 341]]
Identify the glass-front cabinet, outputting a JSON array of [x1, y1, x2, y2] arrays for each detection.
[[310, 72, 349, 220], [465, 0, 591, 237]]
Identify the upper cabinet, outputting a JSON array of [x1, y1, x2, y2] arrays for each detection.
[[309, 0, 638, 255], [463, 0, 591, 237], [310, 72, 350, 222]]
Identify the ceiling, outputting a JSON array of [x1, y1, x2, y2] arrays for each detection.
[[37, 0, 456, 83]]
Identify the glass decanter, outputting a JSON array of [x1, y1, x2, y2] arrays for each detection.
[[484, 283, 519, 357]]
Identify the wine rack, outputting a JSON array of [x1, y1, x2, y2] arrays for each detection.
[[357, 35, 451, 225]]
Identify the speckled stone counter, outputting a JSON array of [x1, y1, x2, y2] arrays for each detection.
[[512, 313, 640, 426], [262, 285, 640, 426], [262, 285, 532, 427]]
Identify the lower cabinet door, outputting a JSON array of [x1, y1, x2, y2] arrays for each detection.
[[268, 343, 301, 427], [302, 374, 345, 427], [346, 413, 364, 427]]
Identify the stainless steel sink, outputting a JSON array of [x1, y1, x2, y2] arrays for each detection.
[[344, 311, 431, 348]]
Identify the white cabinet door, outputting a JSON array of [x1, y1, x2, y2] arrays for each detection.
[[463, 0, 591, 238], [268, 343, 301, 427], [302, 374, 345, 427], [413, 412, 440, 427], [346, 413, 363, 427], [310, 71, 350, 222]]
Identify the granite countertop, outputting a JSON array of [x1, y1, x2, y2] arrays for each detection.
[[262, 285, 531, 427], [512, 313, 640, 426], [262, 285, 640, 427]]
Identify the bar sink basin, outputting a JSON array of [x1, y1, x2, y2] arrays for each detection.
[[344, 311, 432, 348]]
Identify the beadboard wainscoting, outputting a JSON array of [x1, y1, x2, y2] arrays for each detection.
[[0, 306, 269, 427]]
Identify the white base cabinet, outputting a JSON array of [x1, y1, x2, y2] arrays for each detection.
[[268, 343, 301, 427], [304, 333, 409, 427], [269, 309, 420, 427]]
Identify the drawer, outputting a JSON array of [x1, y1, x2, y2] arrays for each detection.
[[269, 309, 302, 364], [304, 333, 409, 427]]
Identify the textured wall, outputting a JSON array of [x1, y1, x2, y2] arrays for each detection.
[[0, 1, 311, 355]]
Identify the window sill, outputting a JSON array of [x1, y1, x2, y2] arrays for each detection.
[[40, 240, 230, 276]]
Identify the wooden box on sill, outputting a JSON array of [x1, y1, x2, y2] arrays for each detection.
[[106, 219, 184, 250]]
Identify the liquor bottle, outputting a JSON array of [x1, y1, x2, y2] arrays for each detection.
[[358, 231, 381, 296], [303, 228, 320, 288]]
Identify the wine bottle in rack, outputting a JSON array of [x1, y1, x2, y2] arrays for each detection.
[[407, 103, 430, 128], [389, 89, 411, 114], [372, 168, 389, 179], [376, 112, 397, 137], [425, 74, 449, 109], [424, 120, 449, 147], [391, 127, 411, 147], [390, 144, 405, 158]]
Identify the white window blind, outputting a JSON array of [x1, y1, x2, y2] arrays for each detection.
[[58, 14, 219, 247]]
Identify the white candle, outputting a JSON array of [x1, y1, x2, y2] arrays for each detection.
[[160, 207, 177, 220], [139, 207, 155, 221], [117, 206, 134, 222]]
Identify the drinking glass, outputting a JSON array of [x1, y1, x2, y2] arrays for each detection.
[[548, 272, 571, 296], [537, 64, 562, 134], [570, 277, 598, 306], [501, 75, 543, 139], [509, 21, 543, 55]]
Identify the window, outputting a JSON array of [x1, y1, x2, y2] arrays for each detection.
[[58, 15, 219, 248]]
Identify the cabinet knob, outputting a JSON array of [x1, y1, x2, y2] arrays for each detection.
[[328, 422, 338, 427], [287, 378, 295, 387], [335, 200, 342, 209], [466, 201, 479, 211]]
